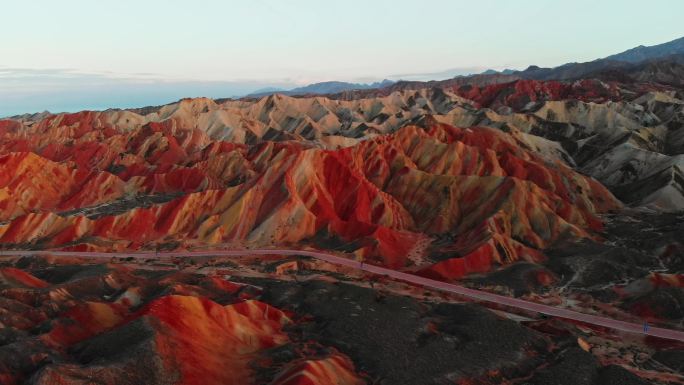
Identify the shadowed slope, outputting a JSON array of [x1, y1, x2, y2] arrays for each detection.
[[0, 114, 618, 280]]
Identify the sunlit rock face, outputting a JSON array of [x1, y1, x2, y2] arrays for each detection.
[[0, 258, 661, 385], [0, 260, 367, 385], [0, 100, 621, 280], [1, 73, 683, 384]]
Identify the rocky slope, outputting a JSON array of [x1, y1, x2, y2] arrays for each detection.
[[0, 72, 683, 384], [0, 253, 673, 385], [7, 76, 683, 211], [0, 103, 622, 280], [0, 256, 367, 385]]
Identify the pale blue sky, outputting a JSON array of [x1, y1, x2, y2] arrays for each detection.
[[1, 0, 683, 116]]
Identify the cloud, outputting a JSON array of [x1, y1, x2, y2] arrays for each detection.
[[0, 67, 297, 117], [0, 65, 516, 117], [0, 68, 79, 76]]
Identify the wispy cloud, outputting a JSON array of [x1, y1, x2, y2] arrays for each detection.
[[0, 67, 298, 117], [0, 65, 517, 117]]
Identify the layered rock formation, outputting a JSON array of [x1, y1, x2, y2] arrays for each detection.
[[0, 102, 621, 280], [0, 258, 367, 385], [1, 71, 683, 384], [0, 257, 662, 385]]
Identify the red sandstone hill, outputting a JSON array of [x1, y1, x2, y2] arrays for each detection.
[[0, 261, 365, 385], [0, 104, 620, 280], [1, 83, 682, 384]]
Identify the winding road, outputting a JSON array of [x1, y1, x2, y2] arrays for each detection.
[[2, 248, 683, 342]]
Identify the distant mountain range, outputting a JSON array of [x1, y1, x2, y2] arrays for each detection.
[[245, 36, 684, 99], [482, 36, 684, 86], [605, 36, 684, 62], [481, 69, 517, 75], [246, 79, 395, 97]]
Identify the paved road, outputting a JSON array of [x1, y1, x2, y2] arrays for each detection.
[[2, 248, 683, 342]]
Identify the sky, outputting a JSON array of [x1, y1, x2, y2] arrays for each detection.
[[1, 0, 683, 116]]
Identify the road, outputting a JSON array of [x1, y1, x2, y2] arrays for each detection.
[[2, 248, 683, 342]]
